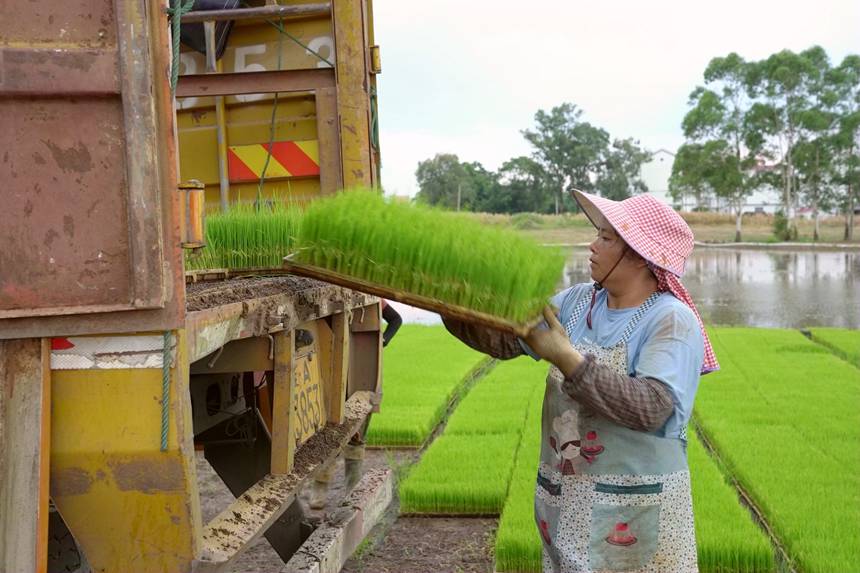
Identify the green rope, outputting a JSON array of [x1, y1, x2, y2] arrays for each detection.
[[239, 0, 334, 67], [167, 0, 196, 94], [256, 18, 285, 207], [160, 331, 172, 452], [266, 18, 333, 67], [370, 85, 380, 151]]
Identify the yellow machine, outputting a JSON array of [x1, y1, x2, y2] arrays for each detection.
[[0, 2, 390, 572]]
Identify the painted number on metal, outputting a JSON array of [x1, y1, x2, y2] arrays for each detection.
[[293, 352, 324, 445]]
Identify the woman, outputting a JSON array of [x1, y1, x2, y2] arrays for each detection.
[[444, 189, 718, 573]]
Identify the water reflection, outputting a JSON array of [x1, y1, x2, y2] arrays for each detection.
[[390, 249, 859, 329], [564, 248, 859, 329]]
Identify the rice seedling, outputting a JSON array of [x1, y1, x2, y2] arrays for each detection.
[[695, 327, 860, 573], [688, 430, 775, 573], [292, 190, 566, 324], [808, 327, 860, 369], [494, 385, 544, 573], [398, 358, 544, 515], [399, 432, 525, 515], [365, 325, 487, 447], [444, 360, 543, 436], [185, 201, 303, 270]]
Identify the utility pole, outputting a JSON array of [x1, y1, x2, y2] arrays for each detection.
[[457, 182, 462, 211]]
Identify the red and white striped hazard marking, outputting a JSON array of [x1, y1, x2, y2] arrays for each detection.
[[227, 140, 320, 183], [50, 335, 174, 370]]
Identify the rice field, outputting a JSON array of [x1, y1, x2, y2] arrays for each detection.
[[365, 325, 487, 447], [687, 431, 775, 573], [293, 190, 566, 323], [696, 327, 860, 573], [808, 327, 860, 368], [398, 358, 545, 515]]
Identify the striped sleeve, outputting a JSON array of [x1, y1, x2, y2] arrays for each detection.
[[561, 355, 674, 432]]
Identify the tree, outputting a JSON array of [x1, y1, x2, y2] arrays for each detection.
[[746, 47, 828, 239], [415, 153, 471, 210], [497, 156, 553, 213], [827, 55, 860, 240], [596, 138, 652, 200], [679, 53, 760, 241], [522, 103, 609, 214]]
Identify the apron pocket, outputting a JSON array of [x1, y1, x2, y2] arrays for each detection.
[[589, 498, 660, 571], [534, 470, 562, 562]]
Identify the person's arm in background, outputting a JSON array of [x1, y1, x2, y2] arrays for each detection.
[[381, 301, 403, 347]]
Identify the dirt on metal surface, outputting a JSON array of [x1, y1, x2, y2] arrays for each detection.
[[185, 276, 323, 312], [197, 446, 495, 573]]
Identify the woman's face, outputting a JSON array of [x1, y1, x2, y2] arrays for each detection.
[[587, 217, 627, 284]]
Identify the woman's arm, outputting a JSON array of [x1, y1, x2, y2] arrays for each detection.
[[561, 357, 674, 432], [441, 317, 525, 360]]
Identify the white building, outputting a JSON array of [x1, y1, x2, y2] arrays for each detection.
[[638, 148, 781, 214]]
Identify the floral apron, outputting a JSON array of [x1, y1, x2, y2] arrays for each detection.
[[535, 288, 697, 572]]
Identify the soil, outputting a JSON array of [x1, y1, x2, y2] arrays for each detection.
[[185, 275, 323, 311], [196, 447, 496, 573], [342, 516, 496, 573]]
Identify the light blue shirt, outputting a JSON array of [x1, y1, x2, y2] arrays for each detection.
[[524, 283, 704, 440]]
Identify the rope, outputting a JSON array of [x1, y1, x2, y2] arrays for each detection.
[[256, 18, 285, 206], [266, 17, 333, 67], [370, 85, 380, 151], [167, 0, 196, 94], [160, 331, 172, 451]]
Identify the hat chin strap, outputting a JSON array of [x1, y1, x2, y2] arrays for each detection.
[[594, 245, 627, 291], [587, 245, 627, 329]]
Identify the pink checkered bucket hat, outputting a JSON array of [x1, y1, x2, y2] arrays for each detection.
[[572, 189, 719, 374], [573, 190, 692, 277]]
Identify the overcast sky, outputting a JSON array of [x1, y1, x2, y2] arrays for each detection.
[[372, 0, 860, 198]]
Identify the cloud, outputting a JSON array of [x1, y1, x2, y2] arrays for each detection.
[[373, 0, 860, 198]]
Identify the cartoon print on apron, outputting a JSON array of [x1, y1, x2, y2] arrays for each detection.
[[534, 288, 698, 573]]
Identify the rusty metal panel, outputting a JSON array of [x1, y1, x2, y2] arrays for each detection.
[[0, 0, 184, 336]]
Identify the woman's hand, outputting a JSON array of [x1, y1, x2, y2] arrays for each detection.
[[524, 307, 585, 378]]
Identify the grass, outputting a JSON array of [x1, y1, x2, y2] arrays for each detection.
[[808, 328, 860, 368], [185, 201, 302, 270], [695, 327, 860, 573], [461, 211, 858, 245], [293, 190, 567, 323], [365, 325, 487, 447], [398, 357, 545, 515]]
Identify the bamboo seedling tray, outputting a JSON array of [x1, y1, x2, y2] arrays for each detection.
[[283, 255, 541, 337]]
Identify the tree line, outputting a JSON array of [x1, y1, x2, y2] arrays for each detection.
[[414, 46, 859, 242], [414, 103, 651, 215], [671, 47, 859, 241]]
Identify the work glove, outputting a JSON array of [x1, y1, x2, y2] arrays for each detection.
[[524, 307, 584, 377]]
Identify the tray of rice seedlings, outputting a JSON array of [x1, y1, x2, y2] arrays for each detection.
[[364, 325, 488, 447], [696, 327, 860, 573], [185, 201, 303, 274], [808, 327, 860, 368], [285, 189, 566, 336]]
